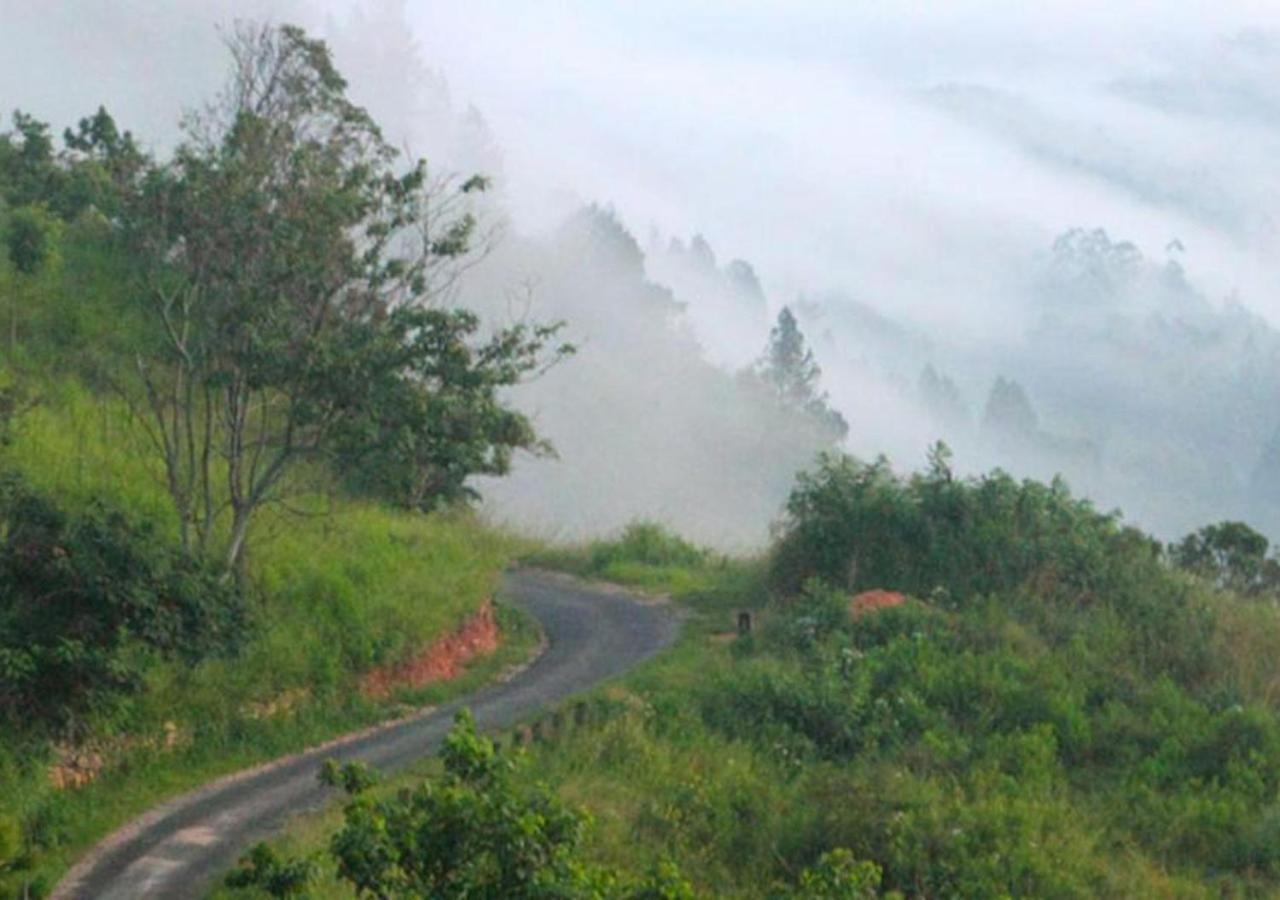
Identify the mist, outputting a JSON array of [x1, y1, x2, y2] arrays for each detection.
[[8, 0, 1280, 546]]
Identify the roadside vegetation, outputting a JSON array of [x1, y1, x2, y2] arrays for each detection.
[[0, 23, 557, 898], [8, 15, 1280, 900], [226, 448, 1280, 898]]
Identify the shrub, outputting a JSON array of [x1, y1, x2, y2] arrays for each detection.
[[231, 711, 701, 899], [769, 451, 1154, 605], [591, 522, 709, 571], [0, 473, 245, 727]]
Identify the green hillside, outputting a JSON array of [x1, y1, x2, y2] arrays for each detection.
[[0, 28, 551, 897], [227, 472, 1280, 898]]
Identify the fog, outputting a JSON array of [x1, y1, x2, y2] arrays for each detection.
[[7, 1, 1280, 546]]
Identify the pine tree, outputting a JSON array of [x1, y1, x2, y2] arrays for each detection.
[[755, 307, 848, 439], [980, 376, 1038, 439], [760, 307, 822, 408], [918, 364, 969, 431]]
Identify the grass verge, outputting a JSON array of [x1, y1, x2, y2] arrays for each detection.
[[0, 386, 541, 897]]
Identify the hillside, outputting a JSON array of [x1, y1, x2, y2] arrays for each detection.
[[9, 11, 1280, 900], [0, 30, 550, 897], [215, 456, 1280, 898]]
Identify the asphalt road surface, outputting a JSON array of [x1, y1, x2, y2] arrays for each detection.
[[52, 569, 680, 899]]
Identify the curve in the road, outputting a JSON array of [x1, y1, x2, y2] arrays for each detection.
[[52, 568, 680, 900]]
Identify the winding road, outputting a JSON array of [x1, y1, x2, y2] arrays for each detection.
[[52, 569, 679, 899]]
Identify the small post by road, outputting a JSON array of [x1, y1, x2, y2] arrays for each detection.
[[737, 611, 753, 635]]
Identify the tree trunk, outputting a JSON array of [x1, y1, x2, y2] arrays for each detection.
[[225, 507, 252, 586]]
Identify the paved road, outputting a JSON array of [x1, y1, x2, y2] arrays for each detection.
[[53, 569, 679, 899]]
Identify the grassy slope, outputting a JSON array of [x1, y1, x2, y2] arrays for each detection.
[[219, 524, 1280, 899], [213, 531, 765, 899], [0, 381, 538, 895]]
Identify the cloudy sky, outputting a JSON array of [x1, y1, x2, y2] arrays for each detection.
[[403, 1, 1280, 331], [5, 1, 1280, 330]]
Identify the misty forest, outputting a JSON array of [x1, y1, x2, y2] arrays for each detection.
[[7, 2, 1280, 898]]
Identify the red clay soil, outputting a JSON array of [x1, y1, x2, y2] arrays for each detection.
[[849, 589, 906, 619], [359, 600, 500, 699]]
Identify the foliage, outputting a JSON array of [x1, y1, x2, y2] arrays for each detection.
[[224, 843, 317, 898], [121, 22, 568, 574], [0, 815, 20, 873], [4, 205, 58, 276], [1170, 520, 1280, 596], [752, 307, 848, 440], [590, 522, 709, 571], [769, 447, 1171, 609], [485, 451, 1280, 897], [979, 375, 1038, 439], [778, 849, 882, 899], [0, 112, 58, 210], [0, 107, 144, 221], [0, 384, 525, 895], [333, 307, 569, 511], [226, 712, 711, 899], [0, 472, 245, 727], [318, 710, 593, 898]]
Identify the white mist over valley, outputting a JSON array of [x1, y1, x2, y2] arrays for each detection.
[[8, 0, 1280, 547]]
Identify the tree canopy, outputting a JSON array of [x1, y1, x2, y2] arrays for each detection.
[[754, 307, 848, 440], [121, 23, 570, 572]]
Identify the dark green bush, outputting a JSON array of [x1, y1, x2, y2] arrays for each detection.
[[770, 450, 1161, 604], [0, 474, 245, 727], [768, 451, 1213, 690]]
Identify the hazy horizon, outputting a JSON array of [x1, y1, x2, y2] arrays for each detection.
[[7, 1, 1280, 546]]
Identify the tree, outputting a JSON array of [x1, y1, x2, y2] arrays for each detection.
[[1046, 227, 1142, 304], [3, 204, 59, 350], [759, 307, 820, 407], [755, 307, 848, 439], [918, 363, 968, 432], [980, 376, 1038, 441], [1170, 521, 1280, 597], [332, 307, 566, 511], [0, 112, 59, 209], [3, 206, 54, 277], [61, 105, 147, 220], [125, 23, 568, 575]]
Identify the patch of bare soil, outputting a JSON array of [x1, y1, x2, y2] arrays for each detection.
[[359, 600, 500, 699]]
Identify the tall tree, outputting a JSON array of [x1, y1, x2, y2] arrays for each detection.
[[3, 204, 59, 351], [980, 376, 1038, 440], [1170, 521, 1280, 596], [759, 306, 822, 409], [754, 306, 848, 439], [126, 23, 568, 576], [0, 112, 58, 208], [918, 363, 968, 432]]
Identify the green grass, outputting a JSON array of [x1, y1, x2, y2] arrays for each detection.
[[213, 532, 764, 898], [219, 519, 1280, 899], [0, 386, 540, 897], [525, 520, 759, 602]]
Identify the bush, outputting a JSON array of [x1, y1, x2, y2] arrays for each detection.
[[591, 522, 709, 571], [769, 451, 1156, 604], [768, 451, 1213, 690], [228, 711, 702, 899], [0, 473, 245, 727]]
